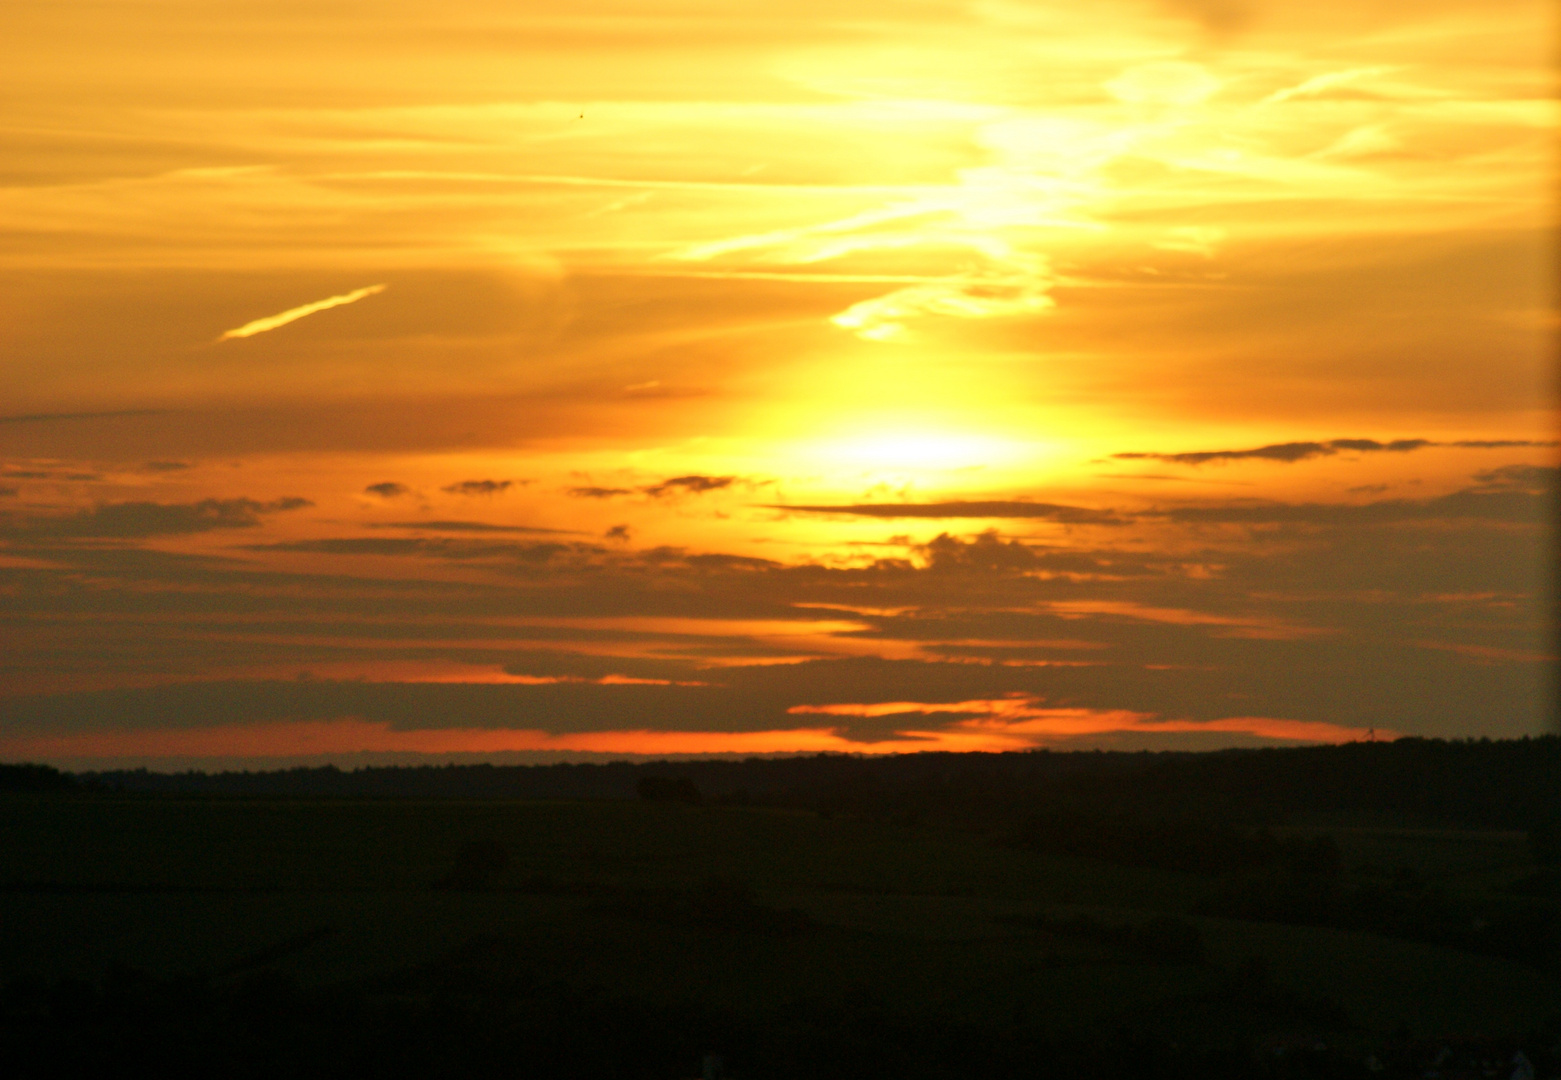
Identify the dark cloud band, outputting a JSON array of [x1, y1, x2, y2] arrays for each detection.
[[1, 496, 311, 539], [1114, 438, 1556, 466], [763, 501, 1124, 524]]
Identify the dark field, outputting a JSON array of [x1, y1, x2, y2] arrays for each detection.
[[2, 743, 1558, 1078]]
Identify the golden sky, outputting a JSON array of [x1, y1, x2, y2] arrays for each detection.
[[1, 0, 1555, 768]]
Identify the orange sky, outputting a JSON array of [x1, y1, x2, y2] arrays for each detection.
[[0, 0, 1555, 769]]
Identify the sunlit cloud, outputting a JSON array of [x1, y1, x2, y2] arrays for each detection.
[[441, 479, 519, 496], [0, 719, 952, 761], [1257, 67, 1398, 108], [666, 163, 1084, 341], [829, 251, 1056, 341], [217, 284, 387, 341], [1104, 61, 1222, 107], [766, 500, 1122, 523], [0, 706, 1386, 763], [1115, 438, 1558, 466], [789, 697, 1390, 745]]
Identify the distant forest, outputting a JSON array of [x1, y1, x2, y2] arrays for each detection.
[[9, 736, 1558, 834]]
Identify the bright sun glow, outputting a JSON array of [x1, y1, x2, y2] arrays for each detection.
[[805, 430, 1028, 471], [0, 0, 1552, 766]]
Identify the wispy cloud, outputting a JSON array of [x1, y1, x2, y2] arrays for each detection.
[[441, 479, 519, 496], [1114, 438, 1557, 466], [1257, 67, 1396, 107], [764, 500, 1124, 524], [366, 520, 572, 535], [1, 496, 311, 538], [667, 172, 1073, 341], [643, 475, 736, 498], [567, 475, 739, 500], [829, 252, 1056, 342], [0, 409, 169, 425], [787, 697, 1384, 745], [218, 284, 386, 342]]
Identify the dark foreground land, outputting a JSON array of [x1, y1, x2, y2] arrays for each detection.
[[2, 738, 1558, 1078]]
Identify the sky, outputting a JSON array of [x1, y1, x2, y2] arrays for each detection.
[[0, 0, 1555, 770]]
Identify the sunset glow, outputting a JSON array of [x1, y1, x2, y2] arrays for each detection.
[[0, 0, 1554, 768]]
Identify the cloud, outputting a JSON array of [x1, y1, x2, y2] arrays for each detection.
[[787, 697, 1380, 745], [0, 669, 1391, 752], [252, 537, 581, 561], [568, 475, 738, 500], [1, 496, 311, 538], [643, 474, 736, 497], [1456, 441, 1559, 450], [668, 172, 1064, 342], [917, 530, 1137, 574], [218, 284, 387, 341], [620, 381, 708, 400], [367, 520, 571, 534], [140, 461, 191, 473], [0, 487, 16, 498], [764, 500, 1124, 524], [830, 255, 1056, 342], [1, 501, 1549, 750], [1159, 484, 1551, 525], [2, 469, 102, 481], [1152, 0, 1251, 36], [441, 479, 516, 496], [1257, 67, 1396, 107], [0, 409, 169, 425], [1470, 464, 1558, 491], [1114, 438, 1556, 466], [364, 482, 411, 498]]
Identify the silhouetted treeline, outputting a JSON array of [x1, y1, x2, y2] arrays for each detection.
[[0, 764, 77, 793], [74, 736, 1560, 830]]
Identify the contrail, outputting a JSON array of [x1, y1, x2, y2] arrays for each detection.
[[218, 284, 387, 341], [0, 408, 170, 424]]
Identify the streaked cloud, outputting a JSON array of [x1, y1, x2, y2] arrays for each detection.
[[1115, 438, 1558, 466], [0, 409, 170, 425], [441, 479, 518, 496], [1, 496, 311, 538], [765, 501, 1124, 523], [1158, 473, 1554, 526], [789, 697, 1387, 745], [830, 253, 1056, 341], [0, 0, 1552, 765], [217, 284, 387, 341], [1257, 67, 1397, 108], [643, 475, 737, 497], [367, 520, 572, 534]]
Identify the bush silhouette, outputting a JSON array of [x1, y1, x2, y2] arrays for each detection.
[[0, 763, 75, 792]]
